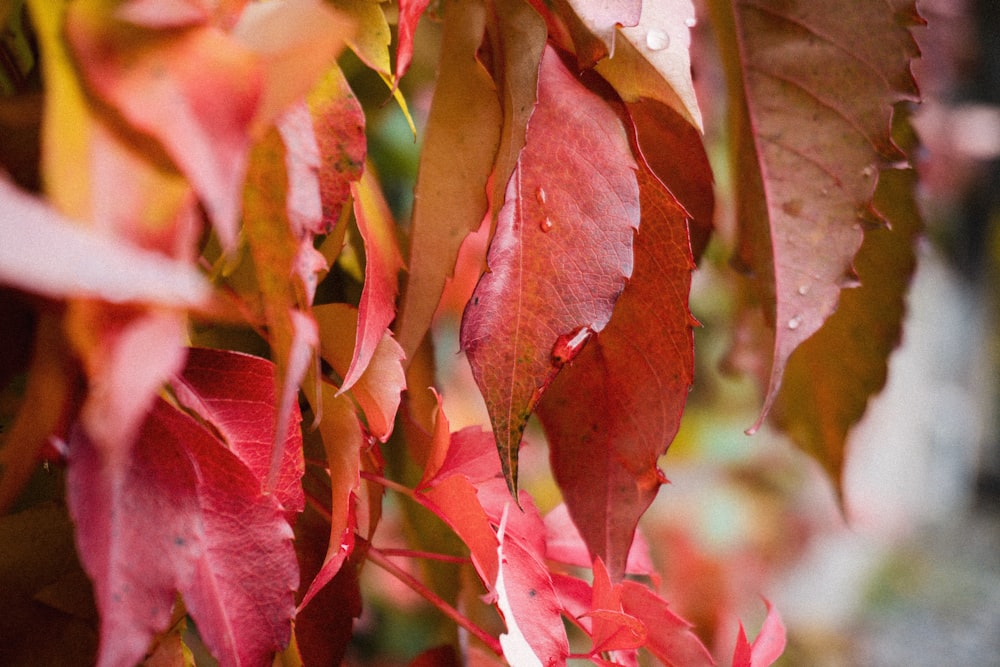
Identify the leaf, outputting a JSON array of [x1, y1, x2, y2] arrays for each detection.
[[618, 581, 714, 667], [461, 46, 639, 494], [596, 0, 703, 130], [537, 166, 694, 580], [708, 0, 922, 430], [395, 0, 501, 361], [344, 166, 405, 392], [558, 0, 641, 67], [494, 506, 570, 667], [329, 0, 391, 75], [543, 504, 654, 576], [243, 123, 321, 488], [307, 63, 366, 231], [170, 348, 305, 518], [396, 0, 431, 81], [230, 0, 351, 132], [0, 176, 212, 308], [314, 303, 406, 441], [488, 0, 547, 216], [587, 559, 647, 655], [769, 110, 921, 494], [732, 600, 785, 667], [64, 0, 263, 249], [66, 398, 297, 667], [626, 98, 714, 259]]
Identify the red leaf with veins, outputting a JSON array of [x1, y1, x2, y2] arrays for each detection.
[[543, 503, 654, 576], [537, 166, 694, 580], [709, 0, 921, 430], [461, 46, 639, 494], [171, 347, 305, 518], [67, 398, 297, 667]]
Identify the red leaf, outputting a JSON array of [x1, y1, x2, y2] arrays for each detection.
[[344, 167, 405, 393], [537, 166, 694, 579], [709, 0, 922, 430], [618, 582, 714, 667], [494, 507, 570, 666], [588, 559, 647, 655], [461, 46, 639, 494], [420, 474, 500, 585], [67, 399, 297, 667], [171, 348, 305, 518], [396, 0, 431, 81], [731, 600, 785, 667], [543, 504, 654, 576]]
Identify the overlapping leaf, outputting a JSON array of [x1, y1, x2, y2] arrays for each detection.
[[461, 46, 640, 494], [396, 0, 501, 360], [537, 166, 694, 580], [596, 0, 703, 130], [67, 391, 299, 667], [708, 0, 922, 430], [770, 111, 921, 493]]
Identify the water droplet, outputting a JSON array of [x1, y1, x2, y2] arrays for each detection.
[[861, 165, 875, 178], [787, 315, 803, 330], [685, 16, 697, 28], [551, 326, 592, 366], [797, 284, 810, 296], [540, 217, 554, 233], [646, 29, 670, 51], [535, 187, 547, 206]]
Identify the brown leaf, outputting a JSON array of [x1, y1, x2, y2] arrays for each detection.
[[770, 110, 921, 494], [708, 0, 921, 430], [395, 0, 501, 361]]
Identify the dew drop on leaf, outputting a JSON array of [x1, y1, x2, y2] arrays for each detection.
[[685, 17, 697, 28], [551, 326, 592, 366], [645, 30, 670, 51], [797, 284, 810, 296], [787, 315, 803, 330], [540, 217, 554, 233], [536, 187, 547, 206]]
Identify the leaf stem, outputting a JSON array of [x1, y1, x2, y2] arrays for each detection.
[[377, 547, 471, 565], [359, 470, 417, 499], [360, 537, 502, 656]]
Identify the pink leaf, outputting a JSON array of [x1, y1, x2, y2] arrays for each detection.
[[732, 599, 786, 667], [494, 506, 570, 666], [171, 348, 305, 518], [67, 399, 297, 667], [461, 45, 639, 494], [66, 0, 263, 249], [0, 176, 212, 308]]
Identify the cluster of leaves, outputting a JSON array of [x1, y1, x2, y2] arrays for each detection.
[[0, 0, 922, 665]]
